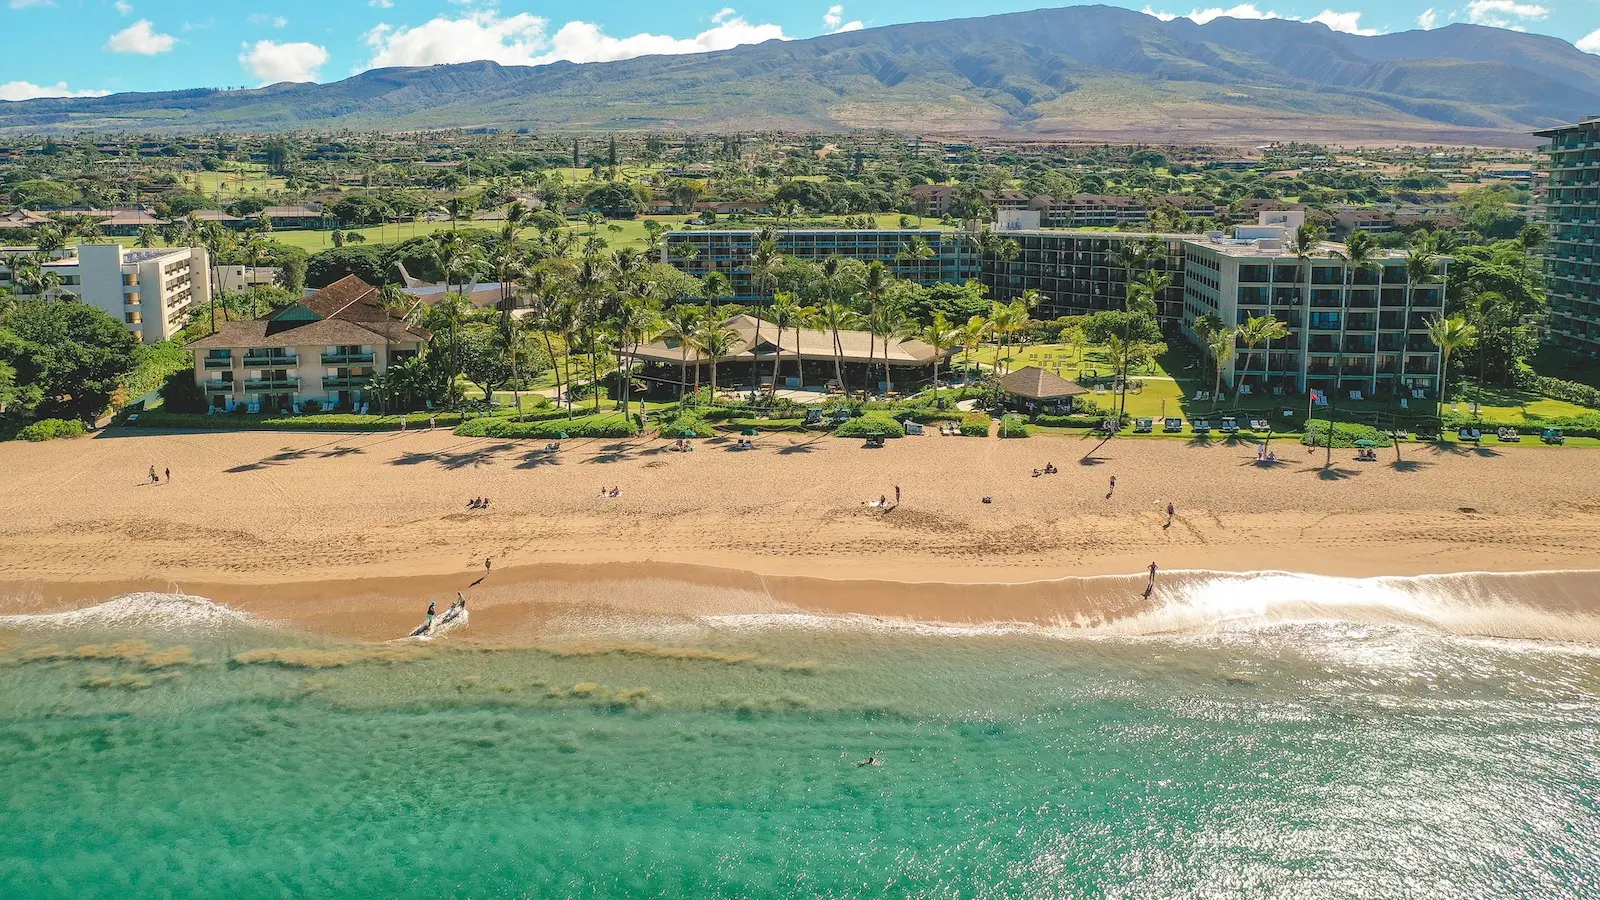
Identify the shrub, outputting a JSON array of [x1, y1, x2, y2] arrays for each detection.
[[652, 410, 716, 438], [1520, 374, 1600, 410], [959, 412, 992, 437], [998, 413, 1031, 438], [19, 418, 87, 441], [1301, 421, 1391, 448], [157, 370, 208, 414], [299, 399, 322, 414], [834, 413, 905, 438], [455, 416, 639, 439], [1032, 413, 1107, 429], [129, 410, 464, 431]]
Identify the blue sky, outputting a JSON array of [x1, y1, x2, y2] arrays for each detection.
[[2, 0, 1597, 101]]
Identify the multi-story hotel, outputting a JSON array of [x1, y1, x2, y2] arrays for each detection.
[[1534, 115, 1600, 353], [661, 229, 974, 297], [1179, 213, 1448, 397], [661, 214, 1446, 399], [0, 243, 209, 344], [185, 276, 428, 413]]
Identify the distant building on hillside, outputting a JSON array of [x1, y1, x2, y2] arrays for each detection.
[[1534, 116, 1600, 354]]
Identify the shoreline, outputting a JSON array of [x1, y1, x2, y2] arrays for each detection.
[[5, 427, 1600, 641]]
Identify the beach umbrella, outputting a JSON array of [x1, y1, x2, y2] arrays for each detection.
[[555, 431, 569, 439], [679, 429, 696, 438], [741, 428, 758, 436], [1354, 439, 1378, 447]]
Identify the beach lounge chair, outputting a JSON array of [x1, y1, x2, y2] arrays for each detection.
[[1458, 427, 1481, 443], [1497, 427, 1521, 442], [1191, 419, 1211, 434], [1219, 416, 1238, 434], [1238, 384, 1252, 396], [1163, 417, 1183, 433], [359, 403, 369, 415], [1349, 390, 1364, 402], [804, 409, 823, 426], [1249, 419, 1270, 431], [1134, 418, 1154, 434], [1193, 391, 1209, 402], [1541, 428, 1565, 445], [903, 421, 925, 435], [864, 435, 886, 448]]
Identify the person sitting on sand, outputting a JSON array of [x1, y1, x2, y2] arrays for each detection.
[[982, 496, 993, 504], [609, 487, 620, 498], [1032, 469, 1042, 478], [1045, 463, 1057, 474]]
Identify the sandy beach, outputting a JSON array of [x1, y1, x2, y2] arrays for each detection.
[[3, 425, 1599, 634]]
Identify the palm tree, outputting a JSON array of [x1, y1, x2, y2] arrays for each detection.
[[767, 292, 805, 396], [1396, 233, 1439, 395], [1234, 314, 1289, 400], [747, 230, 781, 389], [1426, 314, 1477, 419], [967, 227, 1019, 289], [692, 318, 741, 399], [1119, 269, 1168, 422], [136, 225, 159, 249], [611, 296, 662, 422], [986, 300, 1027, 375], [872, 301, 909, 395], [701, 270, 731, 318], [1209, 326, 1237, 411], [1329, 229, 1378, 399], [910, 311, 960, 402], [896, 236, 935, 281], [661, 303, 706, 402], [859, 261, 892, 393], [1287, 221, 1327, 393]]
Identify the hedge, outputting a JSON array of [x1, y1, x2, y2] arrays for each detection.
[[998, 413, 1031, 438], [652, 411, 717, 438], [19, 418, 87, 442], [959, 413, 992, 437], [1440, 412, 1600, 439], [1032, 413, 1109, 429], [1301, 421, 1392, 448], [128, 410, 466, 431], [1521, 374, 1600, 410], [834, 413, 906, 438], [455, 416, 639, 439]]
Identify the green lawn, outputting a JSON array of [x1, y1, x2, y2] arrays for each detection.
[[190, 166, 287, 199]]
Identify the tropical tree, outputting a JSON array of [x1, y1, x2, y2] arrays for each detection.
[[1209, 326, 1237, 411], [1287, 221, 1328, 391], [1234, 314, 1289, 399], [1426, 314, 1477, 418], [610, 295, 662, 421], [1118, 269, 1169, 422], [910, 310, 960, 402], [957, 314, 990, 381], [660, 303, 706, 401], [767, 291, 807, 396], [692, 317, 741, 398], [812, 297, 861, 394], [1395, 232, 1438, 392], [1329, 229, 1379, 399], [985, 300, 1028, 375], [858, 261, 892, 390]]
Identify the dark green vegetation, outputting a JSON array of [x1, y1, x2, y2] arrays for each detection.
[[1, 8, 1596, 142]]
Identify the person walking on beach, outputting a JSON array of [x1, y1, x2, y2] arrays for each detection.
[[894, 485, 901, 506], [1107, 475, 1116, 499], [1144, 562, 1158, 598], [164, 467, 171, 483], [484, 556, 492, 574], [426, 600, 436, 633], [1165, 502, 1174, 528], [148, 465, 158, 484]]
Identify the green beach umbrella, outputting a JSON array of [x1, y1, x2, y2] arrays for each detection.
[[1354, 439, 1378, 447], [555, 431, 569, 439], [679, 429, 697, 438], [741, 428, 758, 436]]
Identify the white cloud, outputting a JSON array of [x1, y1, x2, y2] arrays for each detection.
[[1306, 9, 1379, 34], [369, 0, 393, 6], [1417, 8, 1437, 29], [823, 4, 864, 33], [106, 19, 176, 54], [1464, 0, 1548, 27], [9, 0, 55, 8], [240, 40, 330, 83], [362, 9, 788, 70], [712, 7, 736, 23], [1579, 29, 1600, 54], [114, 0, 132, 14], [0, 80, 110, 101], [247, 13, 288, 28], [1139, 4, 1380, 33]]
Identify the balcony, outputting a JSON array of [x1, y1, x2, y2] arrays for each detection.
[[322, 375, 372, 390], [320, 352, 375, 366], [203, 357, 233, 370], [243, 354, 297, 369], [203, 381, 236, 394], [244, 378, 300, 393]]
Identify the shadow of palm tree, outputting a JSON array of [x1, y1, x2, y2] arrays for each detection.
[[1186, 435, 1213, 448], [321, 446, 364, 458], [442, 442, 516, 470], [1308, 465, 1359, 480], [1390, 459, 1429, 473], [515, 450, 562, 469]]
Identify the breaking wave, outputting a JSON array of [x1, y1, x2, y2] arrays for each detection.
[[0, 592, 256, 633]]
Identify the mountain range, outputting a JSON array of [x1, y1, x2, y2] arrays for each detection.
[[2, 5, 1596, 144]]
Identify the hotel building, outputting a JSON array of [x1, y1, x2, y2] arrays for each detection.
[[1, 243, 209, 344], [1534, 115, 1600, 353], [185, 276, 428, 413]]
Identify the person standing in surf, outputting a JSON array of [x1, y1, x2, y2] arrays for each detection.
[[1144, 562, 1158, 597], [426, 600, 436, 633]]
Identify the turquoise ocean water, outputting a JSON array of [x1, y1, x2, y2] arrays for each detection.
[[2, 573, 1598, 899]]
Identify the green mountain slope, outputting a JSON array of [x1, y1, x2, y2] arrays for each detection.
[[1, 5, 1595, 143]]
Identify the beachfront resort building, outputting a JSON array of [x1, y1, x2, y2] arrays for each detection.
[[1179, 213, 1449, 398], [1535, 115, 1600, 354], [185, 276, 429, 413], [626, 313, 950, 395], [0, 243, 209, 344]]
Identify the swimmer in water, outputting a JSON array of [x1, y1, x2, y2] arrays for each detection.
[[854, 755, 883, 768]]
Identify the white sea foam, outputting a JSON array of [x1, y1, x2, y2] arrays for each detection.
[[0, 592, 256, 633]]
